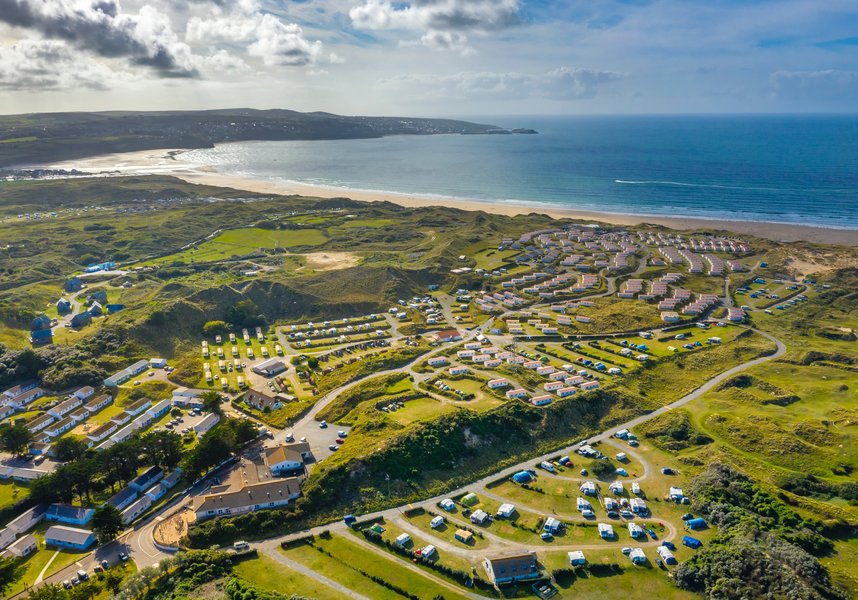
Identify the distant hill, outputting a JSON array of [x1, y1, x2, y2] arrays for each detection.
[[0, 109, 509, 168]]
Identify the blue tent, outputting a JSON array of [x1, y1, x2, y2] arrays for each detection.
[[685, 518, 707, 530], [512, 471, 533, 484], [682, 535, 702, 549]]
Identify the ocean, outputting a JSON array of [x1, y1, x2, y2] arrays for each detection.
[[182, 115, 858, 230]]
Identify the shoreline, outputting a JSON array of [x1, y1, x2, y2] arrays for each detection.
[[39, 148, 858, 246]]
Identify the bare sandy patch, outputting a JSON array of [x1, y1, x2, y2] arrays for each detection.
[[154, 509, 192, 547], [299, 251, 360, 271]]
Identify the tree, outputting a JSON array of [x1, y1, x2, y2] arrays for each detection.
[[0, 555, 25, 596], [102, 570, 124, 594], [588, 459, 616, 480], [201, 391, 223, 415], [25, 583, 67, 600], [53, 437, 89, 462], [142, 431, 183, 470], [0, 424, 32, 456], [91, 505, 124, 544], [202, 320, 230, 337]]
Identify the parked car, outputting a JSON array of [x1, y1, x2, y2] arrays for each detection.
[[319, 421, 328, 429], [335, 438, 345, 444], [328, 444, 339, 451]]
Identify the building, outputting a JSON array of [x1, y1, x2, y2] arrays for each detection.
[[70, 313, 92, 328], [192, 477, 302, 521], [45, 504, 94, 526], [431, 329, 462, 343], [48, 396, 83, 419], [454, 529, 473, 544], [264, 443, 311, 475], [483, 551, 540, 584], [251, 359, 287, 377], [7, 533, 38, 558], [106, 487, 139, 512], [244, 388, 283, 412], [86, 421, 118, 445], [125, 397, 152, 416], [64, 277, 83, 293], [194, 413, 220, 436], [121, 495, 152, 524], [6, 505, 46, 535], [44, 417, 75, 438], [150, 358, 167, 369], [30, 329, 53, 345], [44, 526, 95, 550], [8, 386, 45, 409], [129, 466, 164, 492], [26, 413, 55, 434], [146, 400, 172, 419], [103, 360, 149, 387]]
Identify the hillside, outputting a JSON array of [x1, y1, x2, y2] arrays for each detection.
[[0, 109, 513, 168]]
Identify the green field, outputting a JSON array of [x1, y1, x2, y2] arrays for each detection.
[[233, 554, 343, 600]]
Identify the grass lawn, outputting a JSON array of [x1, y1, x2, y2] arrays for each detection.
[[233, 554, 343, 600], [142, 227, 328, 266], [539, 549, 699, 600], [0, 481, 29, 511], [385, 397, 457, 426], [384, 377, 413, 394]]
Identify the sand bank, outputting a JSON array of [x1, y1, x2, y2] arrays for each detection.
[[45, 148, 858, 246]]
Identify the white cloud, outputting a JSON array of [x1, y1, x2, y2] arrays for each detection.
[[0, 39, 129, 90], [383, 66, 627, 100], [769, 69, 858, 101], [350, 0, 520, 52], [199, 48, 249, 73], [187, 0, 326, 67]]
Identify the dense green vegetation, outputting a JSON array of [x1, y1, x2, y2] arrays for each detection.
[[675, 463, 847, 600]]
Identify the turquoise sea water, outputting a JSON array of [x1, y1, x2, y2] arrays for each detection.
[[183, 115, 858, 229]]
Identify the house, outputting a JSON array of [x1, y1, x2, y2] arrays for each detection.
[[44, 417, 75, 438], [44, 526, 95, 550], [194, 413, 220, 436], [505, 388, 528, 399], [45, 504, 95, 526], [146, 400, 172, 419], [150, 358, 167, 369], [86, 421, 118, 444], [8, 386, 45, 409], [487, 378, 509, 389], [483, 551, 540, 584], [427, 357, 448, 367], [88, 302, 103, 317], [597, 523, 615, 539], [70, 313, 92, 328], [121, 495, 152, 524], [129, 466, 164, 492], [6, 505, 46, 535], [530, 395, 553, 406], [496, 503, 516, 518], [543, 517, 562, 533], [251, 359, 287, 377], [557, 387, 577, 398], [30, 329, 53, 345], [3, 381, 38, 399], [106, 487, 139, 512], [48, 396, 83, 419], [6, 533, 37, 558], [448, 366, 469, 376], [568, 550, 586, 566], [64, 277, 83, 293], [0, 405, 14, 421], [264, 443, 310, 475], [106, 304, 125, 314], [244, 388, 283, 412], [431, 329, 462, 343], [470, 509, 490, 525], [192, 477, 302, 521], [26, 413, 55, 434], [111, 411, 132, 426], [87, 290, 108, 304], [454, 529, 473, 544], [629, 548, 646, 565], [104, 360, 150, 387], [125, 398, 152, 416], [72, 386, 95, 401]]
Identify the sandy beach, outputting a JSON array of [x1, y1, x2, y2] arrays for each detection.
[[45, 148, 858, 246]]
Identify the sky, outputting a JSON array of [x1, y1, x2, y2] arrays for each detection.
[[0, 0, 857, 116]]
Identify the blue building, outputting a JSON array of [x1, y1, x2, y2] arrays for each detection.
[[31, 314, 51, 331], [44, 526, 95, 550], [64, 278, 82, 293], [70, 313, 92, 328], [45, 504, 95, 526], [30, 329, 53, 345], [56, 299, 72, 315], [87, 290, 108, 304], [106, 304, 125, 314], [106, 487, 139, 512], [129, 466, 164, 493]]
